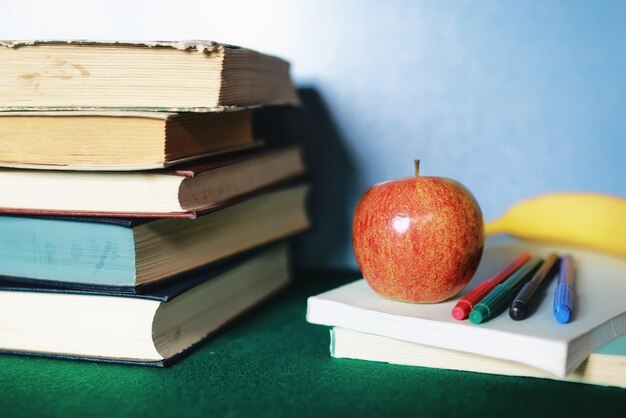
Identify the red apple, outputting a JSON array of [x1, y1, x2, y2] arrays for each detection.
[[352, 161, 484, 303]]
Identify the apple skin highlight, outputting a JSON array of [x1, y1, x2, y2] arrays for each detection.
[[352, 167, 485, 303]]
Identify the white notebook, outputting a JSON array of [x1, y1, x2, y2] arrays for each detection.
[[307, 238, 626, 377], [330, 327, 626, 388]]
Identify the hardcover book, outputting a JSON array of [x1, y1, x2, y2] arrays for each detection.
[[0, 183, 309, 288], [0, 40, 298, 111], [0, 244, 291, 365], [0, 110, 256, 170], [307, 238, 626, 377], [0, 146, 305, 217]]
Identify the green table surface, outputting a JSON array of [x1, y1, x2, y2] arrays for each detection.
[[1, 272, 624, 417]]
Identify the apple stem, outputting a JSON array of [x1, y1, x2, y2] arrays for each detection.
[[414, 159, 420, 177]]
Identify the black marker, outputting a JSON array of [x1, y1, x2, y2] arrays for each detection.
[[509, 253, 560, 320]]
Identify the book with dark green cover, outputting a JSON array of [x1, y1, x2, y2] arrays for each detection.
[[0, 244, 291, 366]]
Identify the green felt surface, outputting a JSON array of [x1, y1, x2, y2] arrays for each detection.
[[1, 272, 624, 417]]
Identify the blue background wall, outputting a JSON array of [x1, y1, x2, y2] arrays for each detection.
[[1, 0, 624, 270]]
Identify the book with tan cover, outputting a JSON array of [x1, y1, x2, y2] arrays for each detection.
[[0, 40, 299, 111], [0, 110, 257, 170]]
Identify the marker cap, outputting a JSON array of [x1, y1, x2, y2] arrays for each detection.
[[452, 303, 471, 320], [469, 305, 489, 324], [554, 305, 571, 324], [553, 256, 574, 324], [509, 302, 527, 321]]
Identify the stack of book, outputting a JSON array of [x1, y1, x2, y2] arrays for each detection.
[[0, 40, 309, 365], [307, 238, 626, 388]]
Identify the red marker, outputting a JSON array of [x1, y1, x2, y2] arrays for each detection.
[[451, 252, 532, 320]]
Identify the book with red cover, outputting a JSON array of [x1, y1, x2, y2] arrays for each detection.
[[0, 146, 305, 218]]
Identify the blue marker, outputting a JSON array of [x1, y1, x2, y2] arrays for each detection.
[[553, 255, 575, 324]]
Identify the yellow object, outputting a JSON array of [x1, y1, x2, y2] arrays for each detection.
[[485, 193, 626, 259]]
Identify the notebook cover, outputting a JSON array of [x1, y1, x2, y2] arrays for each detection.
[[307, 237, 626, 377]]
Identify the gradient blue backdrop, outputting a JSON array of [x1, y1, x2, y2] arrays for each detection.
[[1, 0, 624, 269]]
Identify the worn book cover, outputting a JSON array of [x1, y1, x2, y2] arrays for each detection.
[[0, 40, 299, 111]]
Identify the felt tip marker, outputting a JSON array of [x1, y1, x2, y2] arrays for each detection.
[[451, 252, 532, 320], [469, 258, 543, 325], [509, 253, 560, 321], [554, 255, 575, 324]]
